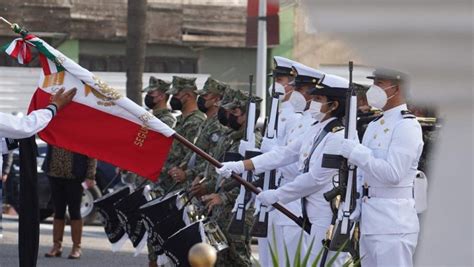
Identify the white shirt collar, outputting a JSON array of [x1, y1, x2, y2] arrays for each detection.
[[383, 103, 407, 120]]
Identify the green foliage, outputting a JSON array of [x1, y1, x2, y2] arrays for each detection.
[[266, 224, 354, 267]]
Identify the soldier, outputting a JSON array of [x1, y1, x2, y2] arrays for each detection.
[[188, 87, 237, 198], [217, 72, 352, 265], [257, 63, 327, 266], [143, 76, 176, 128], [155, 76, 206, 193], [167, 78, 228, 186], [339, 68, 423, 266], [270, 56, 306, 145], [201, 90, 262, 267], [125, 77, 177, 189]]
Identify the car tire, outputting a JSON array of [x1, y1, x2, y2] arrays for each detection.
[[81, 185, 102, 225]]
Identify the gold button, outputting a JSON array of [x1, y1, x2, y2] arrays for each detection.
[[298, 124, 302, 128], [380, 119, 385, 125], [384, 128, 390, 133], [373, 134, 377, 139], [282, 118, 286, 122]]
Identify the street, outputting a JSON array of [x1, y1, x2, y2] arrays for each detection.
[[0, 214, 260, 266], [1, 215, 149, 267]]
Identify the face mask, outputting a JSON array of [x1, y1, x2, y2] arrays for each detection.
[[170, 96, 183, 111], [217, 107, 228, 126], [308, 101, 323, 120], [267, 82, 286, 101], [310, 101, 335, 121], [228, 113, 241, 130], [366, 84, 397, 110], [288, 91, 306, 112], [144, 94, 155, 109], [197, 96, 208, 113]]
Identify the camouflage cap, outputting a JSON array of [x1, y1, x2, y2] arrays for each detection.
[[143, 76, 171, 93], [221, 87, 237, 106], [222, 89, 262, 111], [198, 77, 228, 96], [166, 76, 198, 95]]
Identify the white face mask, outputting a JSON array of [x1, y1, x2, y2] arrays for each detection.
[[308, 100, 334, 121], [267, 82, 286, 101], [307, 101, 323, 120], [366, 84, 397, 110], [288, 91, 306, 112]]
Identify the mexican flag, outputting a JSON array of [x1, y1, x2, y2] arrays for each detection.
[[2, 33, 175, 181]]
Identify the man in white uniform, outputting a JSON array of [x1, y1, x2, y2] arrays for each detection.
[[340, 68, 423, 266], [0, 87, 76, 172]]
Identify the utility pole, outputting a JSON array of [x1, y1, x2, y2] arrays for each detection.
[[125, 0, 147, 105]]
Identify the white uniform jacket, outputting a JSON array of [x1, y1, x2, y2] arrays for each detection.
[[252, 117, 344, 222], [273, 110, 316, 225], [347, 104, 423, 235]]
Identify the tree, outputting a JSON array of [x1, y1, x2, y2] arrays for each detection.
[[125, 0, 147, 105]]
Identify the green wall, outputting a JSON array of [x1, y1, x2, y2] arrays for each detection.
[[270, 5, 295, 61], [57, 40, 79, 63]]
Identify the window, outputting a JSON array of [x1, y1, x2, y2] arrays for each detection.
[[79, 55, 197, 73]]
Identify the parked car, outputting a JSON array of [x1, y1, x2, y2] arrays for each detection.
[[4, 141, 122, 224]]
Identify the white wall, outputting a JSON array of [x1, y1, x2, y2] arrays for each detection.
[[0, 67, 209, 114], [302, 0, 473, 265]]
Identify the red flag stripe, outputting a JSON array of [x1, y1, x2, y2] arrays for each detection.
[[29, 89, 173, 181], [38, 54, 51, 75]]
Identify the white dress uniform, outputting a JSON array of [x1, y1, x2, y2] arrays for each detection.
[[252, 117, 347, 264], [345, 104, 423, 267], [257, 56, 306, 266], [0, 107, 56, 173], [258, 110, 315, 267]]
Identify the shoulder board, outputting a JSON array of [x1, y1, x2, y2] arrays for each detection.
[[324, 119, 344, 133], [331, 126, 344, 133], [401, 110, 416, 119], [373, 114, 384, 122]]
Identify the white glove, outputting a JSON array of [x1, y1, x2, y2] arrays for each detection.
[[350, 197, 361, 221], [215, 161, 245, 179], [340, 139, 359, 159], [261, 137, 278, 153], [238, 140, 251, 156], [256, 189, 279, 206], [337, 198, 361, 222]]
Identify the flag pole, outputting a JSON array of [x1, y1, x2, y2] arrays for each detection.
[[173, 133, 311, 234], [0, 17, 13, 27]]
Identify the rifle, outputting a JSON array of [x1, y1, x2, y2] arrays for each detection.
[[250, 70, 280, 237], [321, 61, 358, 253], [228, 75, 261, 235]]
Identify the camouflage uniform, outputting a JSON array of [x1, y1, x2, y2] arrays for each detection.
[[156, 76, 206, 192], [203, 92, 263, 267], [143, 76, 177, 129], [180, 78, 230, 182], [152, 108, 176, 128]]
